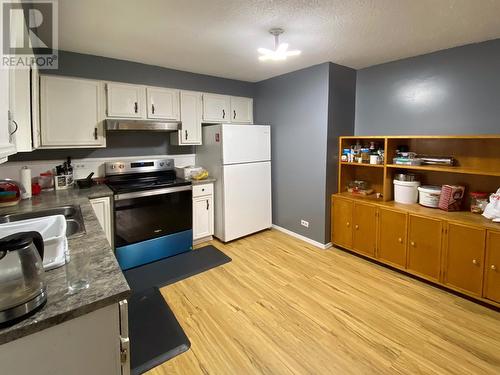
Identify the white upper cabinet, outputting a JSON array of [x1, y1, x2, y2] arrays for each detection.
[[106, 83, 145, 118], [230, 96, 253, 124], [146, 87, 180, 120], [202, 93, 231, 123], [0, 68, 16, 163], [11, 65, 33, 152], [40, 75, 106, 148], [171, 90, 202, 145]]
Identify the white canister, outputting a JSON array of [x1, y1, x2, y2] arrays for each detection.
[[417, 186, 442, 208], [394, 180, 420, 204]]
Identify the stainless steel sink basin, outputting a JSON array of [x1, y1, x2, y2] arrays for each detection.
[[0, 205, 86, 238]]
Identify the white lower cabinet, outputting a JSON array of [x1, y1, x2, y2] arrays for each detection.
[[193, 183, 214, 242], [90, 196, 113, 246], [0, 302, 129, 375]]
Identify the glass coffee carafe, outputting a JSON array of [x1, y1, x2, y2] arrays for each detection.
[[0, 231, 47, 325]]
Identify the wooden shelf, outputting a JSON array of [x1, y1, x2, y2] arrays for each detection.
[[340, 162, 384, 168], [340, 134, 500, 140], [386, 164, 500, 177]]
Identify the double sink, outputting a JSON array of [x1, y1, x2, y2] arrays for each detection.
[[0, 205, 86, 238]]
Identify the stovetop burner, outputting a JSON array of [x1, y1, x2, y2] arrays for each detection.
[[104, 158, 191, 194]]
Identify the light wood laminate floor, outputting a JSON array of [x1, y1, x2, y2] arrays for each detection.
[[148, 229, 500, 375]]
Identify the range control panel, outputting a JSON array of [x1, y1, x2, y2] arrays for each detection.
[[105, 159, 174, 175]]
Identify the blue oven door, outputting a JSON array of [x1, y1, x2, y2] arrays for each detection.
[[113, 185, 192, 270]]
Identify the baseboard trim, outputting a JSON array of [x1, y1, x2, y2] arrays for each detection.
[[272, 225, 332, 250]]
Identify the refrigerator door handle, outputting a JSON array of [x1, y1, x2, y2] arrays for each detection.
[[119, 300, 130, 375]]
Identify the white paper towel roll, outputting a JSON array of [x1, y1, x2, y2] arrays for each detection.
[[20, 166, 32, 199]]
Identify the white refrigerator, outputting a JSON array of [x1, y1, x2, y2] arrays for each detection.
[[196, 124, 272, 242]]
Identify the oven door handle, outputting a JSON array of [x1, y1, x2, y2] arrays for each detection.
[[114, 185, 192, 201]]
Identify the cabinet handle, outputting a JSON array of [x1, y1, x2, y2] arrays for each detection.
[[346, 222, 350, 227], [398, 237, 403, 243], [206, 199, 209, 210], [472, 259, 479, 265], [134, 102, 138, 113], [152, 104, 155, 114], [491, 265, 497, 271], [410, 241, 415, 247], [233, 110, 236, 119], [9, 120, 18, 136], [355, 225, 359, 230], [222, 109, 225, 119], [185, 130, 188, 140], [94, 127, 98, 140]]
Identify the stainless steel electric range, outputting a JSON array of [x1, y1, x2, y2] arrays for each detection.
[[105, 159, 192, 270]]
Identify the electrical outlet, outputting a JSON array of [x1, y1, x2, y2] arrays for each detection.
[[301, 219, 309, 228]]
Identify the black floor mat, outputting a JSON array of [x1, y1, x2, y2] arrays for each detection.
[[124, 245, 232, 292], [128, 287, 190, 375], [125, 245, 231, 373]]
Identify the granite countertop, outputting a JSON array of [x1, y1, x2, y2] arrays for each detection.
[[189, 178, 216, 185], [0, 184, 131, 345]]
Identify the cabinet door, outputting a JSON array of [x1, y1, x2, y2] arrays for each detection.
[[179, 91, 202, 144], [0, 8, 17, 162], [202, 93, 230, 122], [377, 208, 407, 267], [193, 195, 213, 240], [443, 223, 485, 296], [352, 202, 377, 256], [331, 197, 353, 248], [407, 215, 442, 281], [90, 197, 112, 246], [484, 231, 500, 303], [146, 87, 179, 120], [106, 83, 144, 118], [40, 75, 105, 147], [230, 96, 253, 124], [11, 65, 32, 152]]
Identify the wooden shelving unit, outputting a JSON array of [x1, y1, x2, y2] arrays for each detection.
[[338, 134, 500, 205], [333, 134, 500, 307]]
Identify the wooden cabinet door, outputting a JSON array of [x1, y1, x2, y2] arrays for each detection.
[[230, 96, 253, 124], [331, 197, 353, 248], [407, 215, 442, 281], [193, 195, 214, 240], [146, 87, 180, 120], [352, 203, 377, 256], [377, 208, 407, 267], [443, 223, 485, 296], [106, 83, 144, 118], [484, 231, 500, 303], [202, 93, 230, 122], [40, 75, 105, 147]]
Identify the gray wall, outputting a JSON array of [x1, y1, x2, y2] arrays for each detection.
[[255, 63, 330, 243], [10, 50, 256, 161], [355, 39, 500, 135], [325, 63, 356, 240], [255, 62, 355, 244]]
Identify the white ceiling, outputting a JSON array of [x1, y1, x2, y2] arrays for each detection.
[[58, 0, 500, 82]]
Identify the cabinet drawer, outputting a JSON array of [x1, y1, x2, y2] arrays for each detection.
[[193, 183, 213, 198]]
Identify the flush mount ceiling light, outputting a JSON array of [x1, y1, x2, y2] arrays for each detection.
[[258, 28, 301, 62]]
